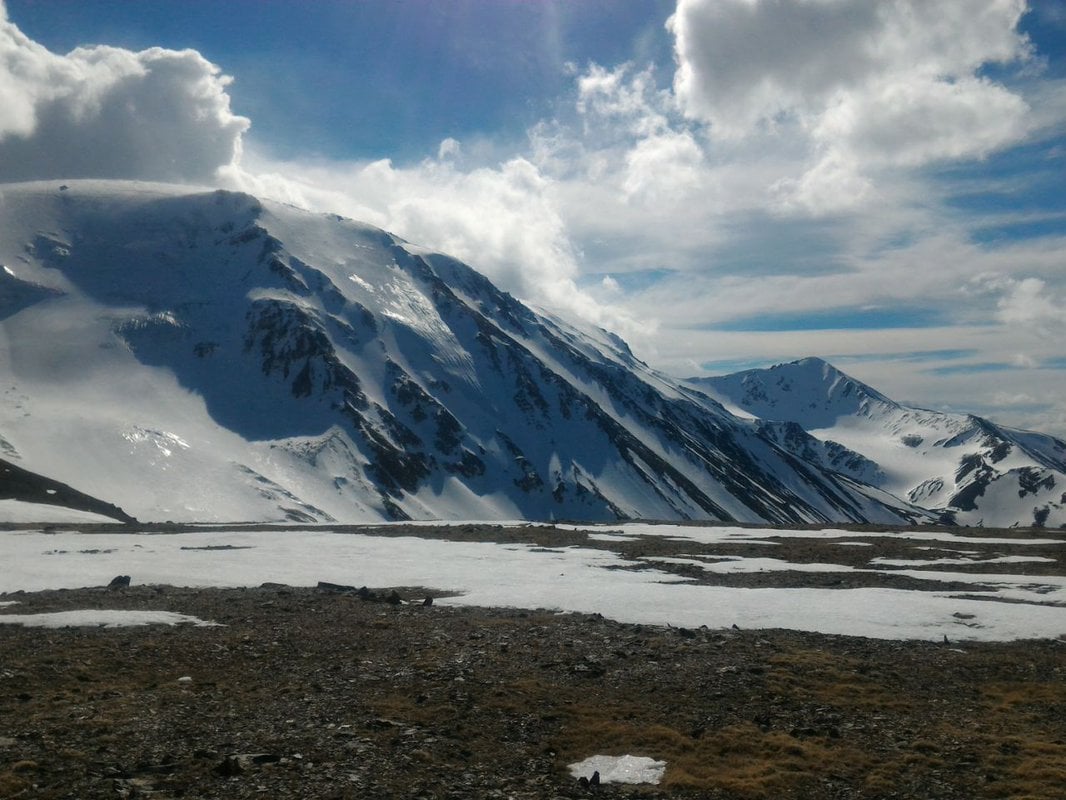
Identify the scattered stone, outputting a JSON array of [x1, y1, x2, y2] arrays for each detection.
[[316, 581, 356, 593], [107, 575, 131, 590], [3, 583, 1065, 799], [248, 753, 281, 765], [214, 755, 244, 776], [213, 752, 281, 777]]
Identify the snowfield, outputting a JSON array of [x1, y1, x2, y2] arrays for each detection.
[[3, 520, 1064, 643]]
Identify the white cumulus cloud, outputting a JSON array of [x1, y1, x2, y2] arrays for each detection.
[[669, 0, 1034, 212], [994, 276, 1066, 328], [670, 0, 1030, 140], [0, 6, 247, 183]]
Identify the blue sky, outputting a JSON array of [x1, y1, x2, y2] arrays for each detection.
[[8, 0, 676, 160], [2, 0, 1065, 435]]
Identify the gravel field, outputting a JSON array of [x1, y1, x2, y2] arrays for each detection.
[[2, 577, 1066, 799]]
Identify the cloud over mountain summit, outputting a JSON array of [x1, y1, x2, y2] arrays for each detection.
[[0, 1, 247, 183]]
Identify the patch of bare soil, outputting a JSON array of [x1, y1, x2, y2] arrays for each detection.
[[2, 584, 1066, 799]]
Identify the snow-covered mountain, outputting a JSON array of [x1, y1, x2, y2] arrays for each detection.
[[0, 180, 932, 525], [691, 358, 1066, 528]]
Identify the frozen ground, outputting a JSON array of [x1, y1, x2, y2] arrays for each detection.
[[2, 520, 1064, 642]]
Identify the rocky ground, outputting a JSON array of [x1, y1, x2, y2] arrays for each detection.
[[2, 575, 1066, 799]]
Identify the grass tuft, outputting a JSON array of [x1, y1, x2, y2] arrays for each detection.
[[554, 709, 863, 797], [0, 771, 31, 798]]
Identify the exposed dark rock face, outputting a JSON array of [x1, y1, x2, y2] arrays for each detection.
[[0, 458, 135, 523]]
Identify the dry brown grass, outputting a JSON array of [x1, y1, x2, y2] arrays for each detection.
[[549, 700, 868, 797], [766, 649, 914, 711], [663, 725, 857, 796], [982, 681, 1066, 712], [5, 586, 1066, 799], [0, 761, 36, 799], [976, 738, 1066, 800]]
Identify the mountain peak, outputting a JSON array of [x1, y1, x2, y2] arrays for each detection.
[[7, 180, 1062, 528], [1, 179, 924, 525], [791, 356, 832, 370], [693, 358, 895, 430], [690, 356, 1066, 528]]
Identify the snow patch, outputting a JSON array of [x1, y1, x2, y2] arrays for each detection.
[[348, 273, 375, 292], [122, 427, 191, 458], [873, 556, 1057, 567], [0, 501, 118, 524], [2, 525, 1066, 641], [641, 555, 856, 574], [0, 609, 218, 628], [568, 754, 666, 785], [585, 523, 1065, 547]]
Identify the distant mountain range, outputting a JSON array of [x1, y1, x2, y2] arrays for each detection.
[[690, 358, 1066, 528], [0, 180, 1061, 527]]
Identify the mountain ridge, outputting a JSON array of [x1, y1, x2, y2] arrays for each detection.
[[690, 358, 1066, 528], [0, 180, 1056, 527]]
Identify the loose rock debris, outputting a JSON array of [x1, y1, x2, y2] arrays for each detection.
[[1, 584, 1065, 799]]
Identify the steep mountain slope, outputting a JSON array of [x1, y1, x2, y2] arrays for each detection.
[[0, 456, 134, 522], [0, 181, 925, 524], [691, 358, 1066, 527]]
